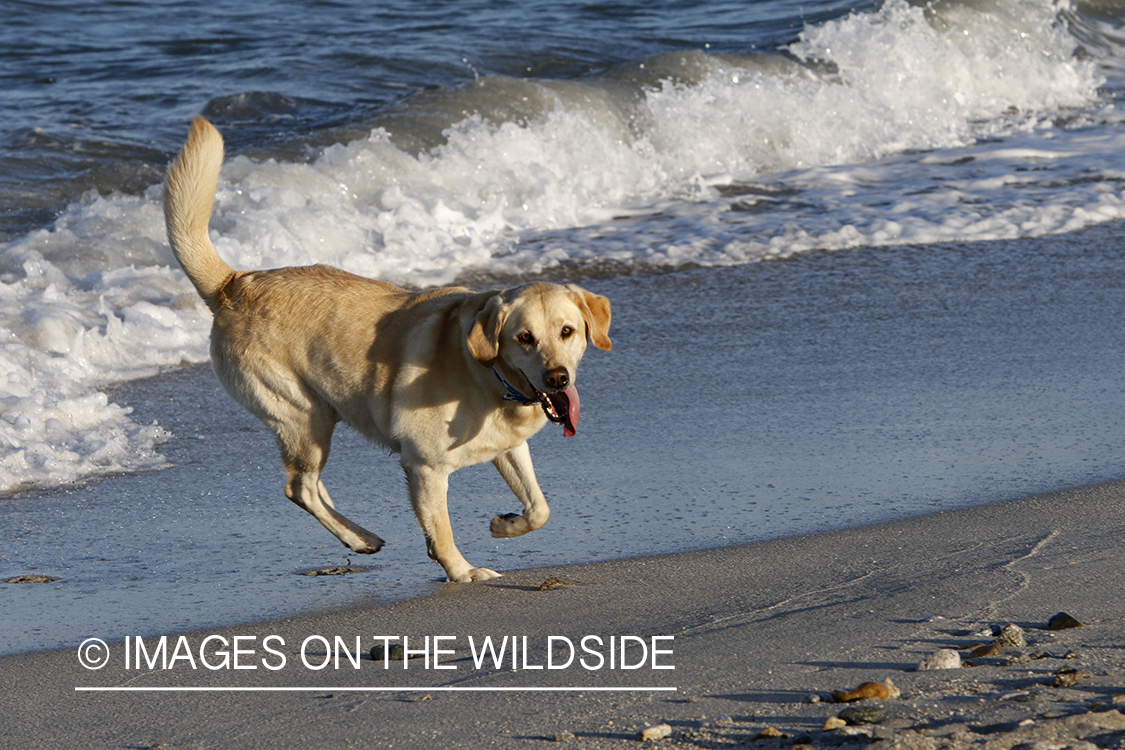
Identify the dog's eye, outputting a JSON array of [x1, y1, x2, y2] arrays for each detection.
[[517, 331, 536, 346], [560, 325, 575, 339]]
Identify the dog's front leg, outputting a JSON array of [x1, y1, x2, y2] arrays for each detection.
[[489, 441, 550, 538], [404, 461, 501, 582]]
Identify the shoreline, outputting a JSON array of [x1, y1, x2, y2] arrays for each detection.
[[4, 477, 1124, 748], [10, 232, 1125, 659]]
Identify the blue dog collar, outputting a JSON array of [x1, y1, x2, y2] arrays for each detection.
[[492, 367, 537, 405]]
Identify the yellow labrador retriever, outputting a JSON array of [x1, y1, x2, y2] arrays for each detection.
[[164, 117, 611, 582]]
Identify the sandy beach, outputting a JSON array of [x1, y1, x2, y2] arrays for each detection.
[[3, 477, 1124, 748], [3, 232, 1125, 750], [5, 2, 1125, 747]]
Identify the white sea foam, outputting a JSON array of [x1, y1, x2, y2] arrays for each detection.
[[0, 0, 1119, 493]]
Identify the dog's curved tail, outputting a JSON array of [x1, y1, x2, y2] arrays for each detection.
[[163, 116, 234, 311]]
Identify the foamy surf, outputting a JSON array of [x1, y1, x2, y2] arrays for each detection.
[[0, 0, 1120, 493]]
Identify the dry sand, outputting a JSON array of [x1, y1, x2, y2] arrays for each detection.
[[2, 478, 1124, 748]]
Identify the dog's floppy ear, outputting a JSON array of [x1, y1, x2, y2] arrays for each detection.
[[467, 294, 507, 366], [568, 285, 613, 351]]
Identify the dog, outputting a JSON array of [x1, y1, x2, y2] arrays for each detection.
[[163, 117, 611, 582]]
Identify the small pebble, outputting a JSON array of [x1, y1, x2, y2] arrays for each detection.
[[823, 717, 847, 731], [1053, 669, 1092, 688], [917, 648, 961, 671], [831, 678, 899, 702], [639, 723, 672, 741], [995, 623, 1026, 648], [998, 690, 1032, 701], [1047, 612, 1083, 630], [370, 643, 419, 662], [755, 727, 785, 739], [966, 642, 1003, 658], [553, 730, 576, 742], [836, 726, 874, 737], [838, 706, 885, 725], [804, 693, 823, 704]]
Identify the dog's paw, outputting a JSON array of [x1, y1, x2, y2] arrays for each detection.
[[449, 567, 503, 583], [346, 531, 385, 554], [490, 512, 532, 538]]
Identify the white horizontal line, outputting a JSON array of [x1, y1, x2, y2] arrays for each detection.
[[76, 686, 677, 693]]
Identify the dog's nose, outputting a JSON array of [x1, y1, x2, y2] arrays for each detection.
[[545, 367, 570, 390]]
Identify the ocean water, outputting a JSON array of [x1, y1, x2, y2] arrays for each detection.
[[4, 0, 1125, 653]]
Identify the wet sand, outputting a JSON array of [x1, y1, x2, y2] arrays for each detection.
[[2, 478, 1124, 748]]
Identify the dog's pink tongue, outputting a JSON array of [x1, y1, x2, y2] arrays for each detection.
[[560, 385, 580, 437]]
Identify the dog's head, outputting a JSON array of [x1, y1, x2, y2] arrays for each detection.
[[467, 282, 612, 435]]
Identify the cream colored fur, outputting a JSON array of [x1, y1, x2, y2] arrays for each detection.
[[163, 117, 611, 582]]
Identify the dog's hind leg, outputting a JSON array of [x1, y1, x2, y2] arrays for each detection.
[[489, 441, 550, 538], [216, 352, 385, 554], [404, 461, 500, 582], [275, 412, 385, 555]]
